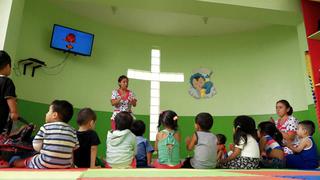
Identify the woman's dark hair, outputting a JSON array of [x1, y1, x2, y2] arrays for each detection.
[[131, 120, 146, 136], [115, 111, 133, 131], [51, 100, 74, 123], [258, 121, 283, 146], [0, 50, 11, 70], [195, 112, 213, 131], [233, 115, 257, 146], [77, 108, 97, 126], [157, 110, 178, 131], [216, 134, 227, 145], [118, 75, 128, 83], [277, 99, 293, 115]]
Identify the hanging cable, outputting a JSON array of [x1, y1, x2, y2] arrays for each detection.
[[44, 53, 70, 70]]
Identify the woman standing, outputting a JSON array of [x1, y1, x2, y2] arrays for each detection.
[[110, 75, 137, 130]]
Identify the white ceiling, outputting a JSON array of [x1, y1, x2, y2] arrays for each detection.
[[47, 0, 299, 37]]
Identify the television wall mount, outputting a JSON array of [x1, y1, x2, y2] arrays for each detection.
[[18, 58, 46, 77]]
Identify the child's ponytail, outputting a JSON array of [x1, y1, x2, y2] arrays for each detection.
[[273, 128, 283, 146], [158, 110, 178, 131], [233, 116, 257, 146], [233, 125, 248, 146], [157, 112, 164, 131]]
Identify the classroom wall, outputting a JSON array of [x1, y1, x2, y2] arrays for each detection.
[[202, 0, 300, 12], [0, 0, 12, 49], [9, 0, 311, 116], [4, 0, 318, 157], [4, 0, 25, 60]]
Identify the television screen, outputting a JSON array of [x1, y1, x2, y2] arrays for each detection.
[[50, 24, 94, 56]]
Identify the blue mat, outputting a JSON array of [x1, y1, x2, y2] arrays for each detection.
[[278, 176, 320, 180]]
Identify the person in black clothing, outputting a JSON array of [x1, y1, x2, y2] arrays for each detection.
[[73, 108, 100, 168], [0, 50, 19, 134]]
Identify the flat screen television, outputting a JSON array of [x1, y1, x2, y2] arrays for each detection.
[[50, 24, 94, 56]]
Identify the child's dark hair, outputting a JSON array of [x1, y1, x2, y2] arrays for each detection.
[[115, 111, 133, 131], [277, 99, 293, 115], [233, 115, 257, 146], [0, 50, 11, 70], [158, 110, 178, 131], [195, 112, 213, 131], [51, 100, 74, 123], [118, 75, 128, 83], [131, 120, 146, 136], [216, 134, 226, 145], [77, 108, 97, 126], [299, 120, 315, 136], [258, 121, 283, 146]]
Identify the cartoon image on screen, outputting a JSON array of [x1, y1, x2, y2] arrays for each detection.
[[65, 33, 76, 50]]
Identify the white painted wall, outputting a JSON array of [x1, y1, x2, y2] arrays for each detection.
[[0, 0, 12, 49]]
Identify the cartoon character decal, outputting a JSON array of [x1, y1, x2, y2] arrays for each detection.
[[65, 33, 76, 50], [189, 68, 216, 99]]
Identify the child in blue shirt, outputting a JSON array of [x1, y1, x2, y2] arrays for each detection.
[[285, 120, 319, 169], [131, 120, 154, 167]]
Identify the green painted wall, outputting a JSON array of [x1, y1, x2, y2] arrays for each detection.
[[0, 0, 12, 49], [4, 0, 319, 158], [199, 0, 300, 12], [10, 0, 310, 117], [296, 22, 314, 105], [4, 0, 25, 60]]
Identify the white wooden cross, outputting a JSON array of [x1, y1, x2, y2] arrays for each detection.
[[127, 49, 184, 141]]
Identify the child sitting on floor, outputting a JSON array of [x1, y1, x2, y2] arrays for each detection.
[[106, 111, 136, 168], [216, 134, 228, 161], [13, 100, 79, 169], [285, 120, 319, 169], [74, 108, 101, 168], [219, 115, 260, 169], [154, 110, 182, 168], [131, 120, 154, 168], [183, 112, 217, 169], [257, 121, 285, 168]]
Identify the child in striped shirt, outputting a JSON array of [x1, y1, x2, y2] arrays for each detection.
[[13, 100, 79, 169], [257, 121, 284, 168]]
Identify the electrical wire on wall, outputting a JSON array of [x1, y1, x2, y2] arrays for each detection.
[[13, 60, 22, 77], [41, 53, 70, 75]]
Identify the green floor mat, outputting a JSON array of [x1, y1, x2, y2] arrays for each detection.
[[80, 169, 258, 178]]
